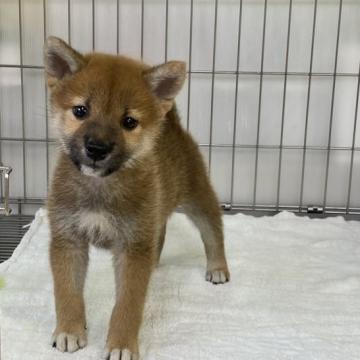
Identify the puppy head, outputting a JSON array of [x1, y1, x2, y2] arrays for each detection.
[[44, 36, 186, 177]]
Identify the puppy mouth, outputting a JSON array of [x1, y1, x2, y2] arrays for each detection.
[[79, 159, 121, 178], [67, 151, 111, 177], [80, 163, 108, 177], [69, 150, 128, 178]]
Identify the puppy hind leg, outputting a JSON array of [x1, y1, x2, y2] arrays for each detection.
[[184, 194, 230, 284], [156, 223, 167, 265]]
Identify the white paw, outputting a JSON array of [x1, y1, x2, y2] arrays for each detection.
[[105, 348, 139, 360], [52, 332, 87, 353], [206, 269, 230, 284]]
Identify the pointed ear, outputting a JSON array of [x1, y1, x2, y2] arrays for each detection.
[[44, 36, 85, 85], [144, 61, 186, 114]]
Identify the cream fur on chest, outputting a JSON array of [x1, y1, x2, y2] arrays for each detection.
[[78, 210, 118, 242]]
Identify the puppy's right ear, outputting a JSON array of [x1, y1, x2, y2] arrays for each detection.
[[44, 36, 85, 85]]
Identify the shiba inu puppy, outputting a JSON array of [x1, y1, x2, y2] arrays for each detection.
[[44, 36, 230, 359]]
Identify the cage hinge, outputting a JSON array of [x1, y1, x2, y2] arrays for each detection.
[[222, 203, 232, 211], [0, 165, 12, 215], [306, 205, 324, 214]]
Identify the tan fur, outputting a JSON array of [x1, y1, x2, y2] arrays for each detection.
[[45, 36, 230, 359]]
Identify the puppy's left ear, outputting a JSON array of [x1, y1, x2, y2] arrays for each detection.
[[144, 61, 186, 115]]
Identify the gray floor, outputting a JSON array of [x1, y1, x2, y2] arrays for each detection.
[[0, 215, 34, 263]]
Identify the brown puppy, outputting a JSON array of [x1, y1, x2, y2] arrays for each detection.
[[44, 36, 230, 359]]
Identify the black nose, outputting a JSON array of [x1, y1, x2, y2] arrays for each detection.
[[84, 137, 113, 161]]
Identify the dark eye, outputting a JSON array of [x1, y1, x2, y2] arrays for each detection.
[[72, 105, 88, 119], [122, 116, 138, 130]]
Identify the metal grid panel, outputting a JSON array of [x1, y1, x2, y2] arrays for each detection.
[[0, 0, 360, 216], [0, 215, 33, 262]]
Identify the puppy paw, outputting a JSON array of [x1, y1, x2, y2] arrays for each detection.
[[105, 348, 139, 360], [52, 330, 87, 353], [206, 268, 230, 284]]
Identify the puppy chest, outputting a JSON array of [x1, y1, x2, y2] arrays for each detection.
[[77, 210, 119, 247]]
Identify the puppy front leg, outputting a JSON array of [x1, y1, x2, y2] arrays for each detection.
[[50, 235, 88, 352], [106, 248, 155, 359]]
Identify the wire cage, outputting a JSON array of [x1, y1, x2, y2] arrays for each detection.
[[0, 0, 360, 225]]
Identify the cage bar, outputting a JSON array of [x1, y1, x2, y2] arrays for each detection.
[[322, 0, 343, 213], [186, 0, 194, 131], [18, 0, 26, 205], [253, 0, 268, 209], [299, 0, 318, 212], [276, 0, 293, 210], [229, 0, 243, 208], [346, 63, 360, 214], [141, 0, 144, 59], [43, 0, 49, 187], [208, 0, 219, 173]]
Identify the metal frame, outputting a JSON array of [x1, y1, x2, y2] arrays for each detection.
[[0, 0, 360, 217], [0, 165, 12, 215]]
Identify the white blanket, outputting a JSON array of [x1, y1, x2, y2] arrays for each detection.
[[1, 209, 360, 359]]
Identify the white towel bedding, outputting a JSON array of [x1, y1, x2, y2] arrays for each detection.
[[1, 209, 360, 359]]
